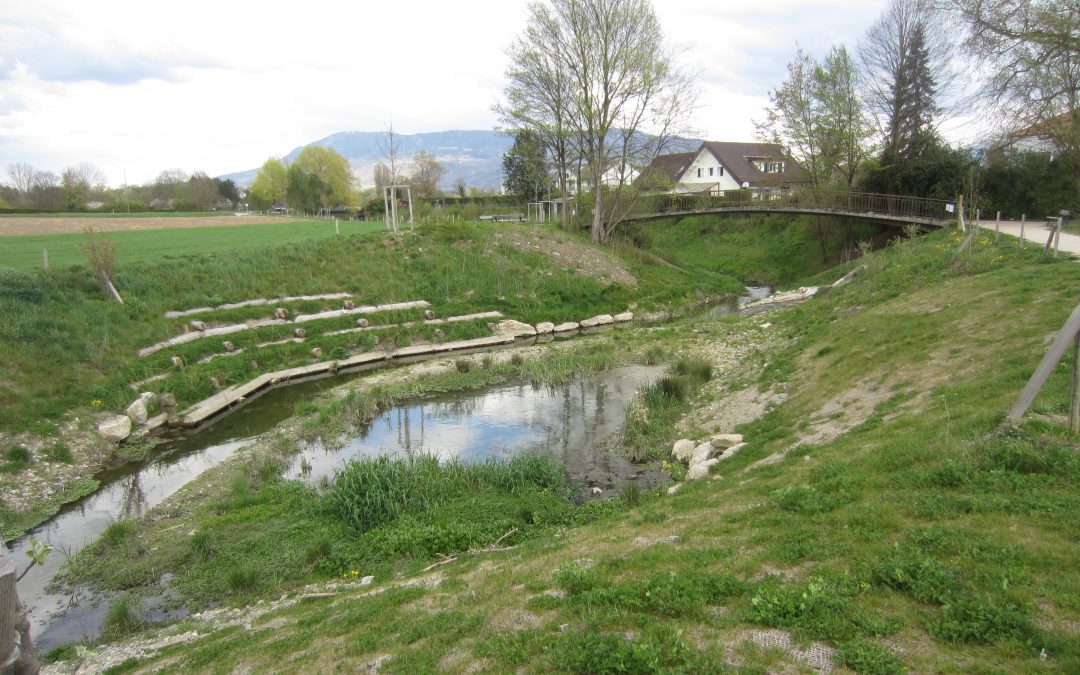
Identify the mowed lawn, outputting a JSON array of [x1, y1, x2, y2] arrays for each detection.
[[0, 219, 388, 271]]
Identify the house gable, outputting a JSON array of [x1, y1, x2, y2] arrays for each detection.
[[675, 146, 742, 191]]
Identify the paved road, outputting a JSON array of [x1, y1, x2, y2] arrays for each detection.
[[973, 218, 1080, 256]]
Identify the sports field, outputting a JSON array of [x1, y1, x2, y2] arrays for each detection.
[[0, 215, 388, 271]]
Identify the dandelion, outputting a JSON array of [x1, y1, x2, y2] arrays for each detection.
[[90, 400, 102, 408]]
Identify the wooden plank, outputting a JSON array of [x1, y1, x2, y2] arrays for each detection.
[[0, 551, 15, 671], [1007, 299, 1080, 425]]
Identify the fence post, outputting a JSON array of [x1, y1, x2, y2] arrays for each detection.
[[995, 211, 1001, 242], [1021, 214, 1026, 248]]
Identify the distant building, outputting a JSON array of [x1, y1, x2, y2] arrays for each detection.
[[638, 141, 807, 196]]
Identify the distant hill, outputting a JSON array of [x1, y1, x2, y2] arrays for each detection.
[[220, 129, 704, 192], [220, 130, 515, 191]]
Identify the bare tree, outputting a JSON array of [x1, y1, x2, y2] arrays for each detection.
[[948, 0, 1080, 201], [380, 121, 403, 187], [860, 0, 955, 162], [410, 150, 446, 198], [6, 163, 35, 196], [500, 0, 697, 243], [497, 4, 575, 229]]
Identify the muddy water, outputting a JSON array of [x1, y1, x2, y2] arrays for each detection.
[[12, 365, 662, 651]]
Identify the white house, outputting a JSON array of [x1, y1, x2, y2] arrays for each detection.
[[638, 141, 807, 196]]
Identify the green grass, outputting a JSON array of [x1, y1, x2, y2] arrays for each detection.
[[0, 218, 384, 271], [84, 227, 1080, 672]]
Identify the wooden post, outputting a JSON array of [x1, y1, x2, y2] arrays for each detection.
[[0, 550, 15, 674], [42, 249, 48, 271], [1021, 214, 1026, 248], [1054, 218, 1062, 258], [335, 218, 339, 235], [1008, 299, 1080, 425], [995, 211, 1000, 242], [406, 187, 414, 228], [956, 194, 964, 231], [975, 209, 981, 235], [1072, 332, 1080, 434], [1044, 218, 1058, 256], [382, 188, 391, 233]]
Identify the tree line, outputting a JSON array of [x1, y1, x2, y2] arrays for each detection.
[[1, 162, 241, 212], [498, 0, 1080, 241]]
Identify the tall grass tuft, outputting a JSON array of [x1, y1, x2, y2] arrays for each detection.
[[102, 595, 143, 638], [327, 454, 569, 532]]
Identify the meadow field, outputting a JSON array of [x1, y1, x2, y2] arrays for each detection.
[[0, 216, 387, 270]]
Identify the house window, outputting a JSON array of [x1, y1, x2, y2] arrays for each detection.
[[719, 167, 724, 176], [697, 168, 702, 178], [708, 167, 714, 176]]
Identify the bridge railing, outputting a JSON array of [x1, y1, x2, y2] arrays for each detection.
[[627, 189, 957, 223]]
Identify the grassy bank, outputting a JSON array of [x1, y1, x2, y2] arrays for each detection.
[[58, 228, 1080, 673]]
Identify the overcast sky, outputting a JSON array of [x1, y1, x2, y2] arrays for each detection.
[[0, 0, 983, 187]]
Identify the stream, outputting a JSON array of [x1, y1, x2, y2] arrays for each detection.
[[10, 364, 662, 651]]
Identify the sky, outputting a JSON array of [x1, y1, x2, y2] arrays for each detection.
[[0, 0, 983, 187]]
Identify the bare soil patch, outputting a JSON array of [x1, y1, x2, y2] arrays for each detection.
[[0, 215, 296, 237]]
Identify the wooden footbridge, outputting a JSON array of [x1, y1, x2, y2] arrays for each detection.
[[623, 190, 958, 228]]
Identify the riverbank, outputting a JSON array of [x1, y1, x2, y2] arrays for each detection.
[[40, 227, 1080, 673]]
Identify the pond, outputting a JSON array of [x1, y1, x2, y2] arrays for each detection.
[[11, 364, 663, 651]]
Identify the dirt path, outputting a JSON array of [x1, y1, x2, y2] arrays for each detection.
[[0, 215, 303, 237]]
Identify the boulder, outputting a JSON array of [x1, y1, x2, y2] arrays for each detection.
[[222, 341, 235, 352], [690, 441, 715, 466], [553, 321, 579, 333], [687, 458, 719, 481], [311, 347, 323, 358], [423, 309, 436, 320], [580, 314, 614, 328], [489, 319, 537, 337], [356, 318, 370, 328], [666, 483, 683, 495], [342, 300, 355, 310], [709, 434, 744, 450], [125, 398, 149, 425], [434, 328, 445, 340], [294, 328, 307, 338], [170, 356, 185, 369], [535, 321, 556, 334], [671, 439, 697, 464], [189, 320, 207, 332], [158, 392, 177, 411], [716, 442, 748, 461], [613, 311, 634, 323], [274, 307, 289, 320], [359, 575, 374, 586], [97, 415, 132, 443]]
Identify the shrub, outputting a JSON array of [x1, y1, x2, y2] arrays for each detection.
[[46, 443, 73, 463], [925, 593, 1038, 645], [190, 531, 214, 561], [455, 358, 472, 373]]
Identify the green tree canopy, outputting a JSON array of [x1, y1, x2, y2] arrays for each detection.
[[502, 129, 551, 200], [250, 158, 287, 209], [290, 146, 357, 213]]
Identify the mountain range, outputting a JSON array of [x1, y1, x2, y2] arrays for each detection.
[[220, 130, 515, 192], [220, 129, 706, 193]]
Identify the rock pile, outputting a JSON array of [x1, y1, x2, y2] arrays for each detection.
[[669, 433, 747, 484]]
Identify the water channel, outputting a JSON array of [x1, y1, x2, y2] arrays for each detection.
[[11, 364, 662, 651]]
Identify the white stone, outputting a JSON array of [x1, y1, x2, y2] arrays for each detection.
[[189, 320, 206, 332], [125, 398, 149, 425], [489, 319, 537, 337], [671, 439, 697, 463], [687, 458, 719, 480], [709, 433, 744, 450], [553, 321, 579, 333], [666, 483, 683, 495], [580, 314, 614, 328], [690, 441, 714, 466], [613, 311, 634, 322], [716, 442, 748, 461], [535, 321, 555, 334], [359, 576, 374, 586], [590, 486, 602, 495], [97, 415, 132, 443]]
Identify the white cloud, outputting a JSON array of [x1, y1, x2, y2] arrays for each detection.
[[0, 0, 987, 187]]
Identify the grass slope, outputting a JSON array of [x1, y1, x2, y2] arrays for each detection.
[[65, 228, 1080, 673]]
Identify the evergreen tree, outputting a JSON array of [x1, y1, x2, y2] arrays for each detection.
[[502, 129, 550, 201]]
